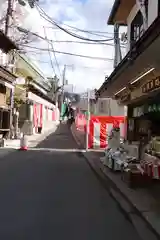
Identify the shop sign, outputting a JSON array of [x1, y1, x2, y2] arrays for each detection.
[[133, 104, 160, 117], [119, 92, 131, 103], [142, 77, 160, 93], [148, 104, 160, 113]]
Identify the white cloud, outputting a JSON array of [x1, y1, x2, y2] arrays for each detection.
[[19, 0, 126, 92]]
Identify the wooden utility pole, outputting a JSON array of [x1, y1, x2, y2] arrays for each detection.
[[5, 0, 15, 139], [5, 0, 12, 35]]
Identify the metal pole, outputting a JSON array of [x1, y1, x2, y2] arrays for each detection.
[[86, 89, 90, 151], [60, 65, 66, 118], [5, 0, 15, 139]]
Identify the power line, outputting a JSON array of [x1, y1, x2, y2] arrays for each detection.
[[36, 4, 114, 42], [44, 25, 111, 38], [43, 26, 62, 78], [43, 40, 114, 45], [21, 56, 110, 70], [48, 29, 62, 77], [44, 26, 114, 35], [16, 26, 127, 48], [19, 45, 114, 61], [43, 26, 56, 76], [39, 13, 114, 42]]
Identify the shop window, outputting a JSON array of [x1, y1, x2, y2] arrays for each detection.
[[0, 84, 6, 94]]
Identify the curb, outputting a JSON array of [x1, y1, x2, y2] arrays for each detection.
[[1, 124, 59, 149], [70, 124, 85, 148], [70, 125, 160, 240]]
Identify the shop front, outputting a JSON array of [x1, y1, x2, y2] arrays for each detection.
[[98, 73, 160, 186], [122, 75, 160, 181], [127, 75, 160, 143]]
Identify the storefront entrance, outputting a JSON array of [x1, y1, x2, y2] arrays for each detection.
[[128, 93, 160, 144]]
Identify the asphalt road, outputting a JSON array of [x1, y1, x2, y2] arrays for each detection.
[[0, 124, 142, 240]]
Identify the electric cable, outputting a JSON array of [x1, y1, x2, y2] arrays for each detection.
[[36, 4, 114, 42], [20, 44, 114, 61]]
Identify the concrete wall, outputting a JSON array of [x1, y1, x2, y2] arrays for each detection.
[[77, 97, 124, 116]]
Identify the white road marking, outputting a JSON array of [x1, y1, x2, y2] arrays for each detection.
[[27, 148, 86, 152], [26, 148, 104, 153]]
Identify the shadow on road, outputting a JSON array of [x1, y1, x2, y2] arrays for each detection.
[[36, 123, 78, 150]]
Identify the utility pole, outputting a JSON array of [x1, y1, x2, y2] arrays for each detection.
[[60, 65, 66, 117], [5, 0, 15, 139], [113, 23, 122, 69], [5, 0, 12, 35], [86, 89, 90, 151]]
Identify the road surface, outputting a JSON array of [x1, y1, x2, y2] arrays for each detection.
[[0, 124, 142, 240]]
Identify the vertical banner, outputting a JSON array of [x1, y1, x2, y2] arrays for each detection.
[[46, 107, 48, 121], [33, 104, 38, 132], [52, 109, 55, 121], [39, 104, 43, 128]]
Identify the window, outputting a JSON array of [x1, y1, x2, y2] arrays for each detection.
[[145, 0, 148, 18], [99, 101, 105, 113], [131, 11, 144, 45], [159, 0, 160, 15]]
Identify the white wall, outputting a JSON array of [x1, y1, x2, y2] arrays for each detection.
[[148, 0, 158, 26]]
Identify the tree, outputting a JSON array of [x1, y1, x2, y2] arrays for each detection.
[[6, 90, 25, 110], [0, 0, 38, 44]]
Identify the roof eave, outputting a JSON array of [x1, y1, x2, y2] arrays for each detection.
[[98, 15, 160, 97], [107, 0, 120, 25]]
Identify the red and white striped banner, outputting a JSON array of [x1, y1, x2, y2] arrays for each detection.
[[75, 114, 126, 149], [89, 116, 126, 149], [141, 160, 160, 179]]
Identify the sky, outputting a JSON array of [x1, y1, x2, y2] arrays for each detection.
[[3, 0, 127, 93]]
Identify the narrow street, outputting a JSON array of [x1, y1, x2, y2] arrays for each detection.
[[0, 124, 141, 240]]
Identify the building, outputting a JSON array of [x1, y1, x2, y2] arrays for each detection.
[[78, 88, 124, 116], [96, 0, 160, 143], [94, 98, 125, 116], [14, 54, 58, 135], [77, 90, 96, 114], [0, 31, 18, 137]]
